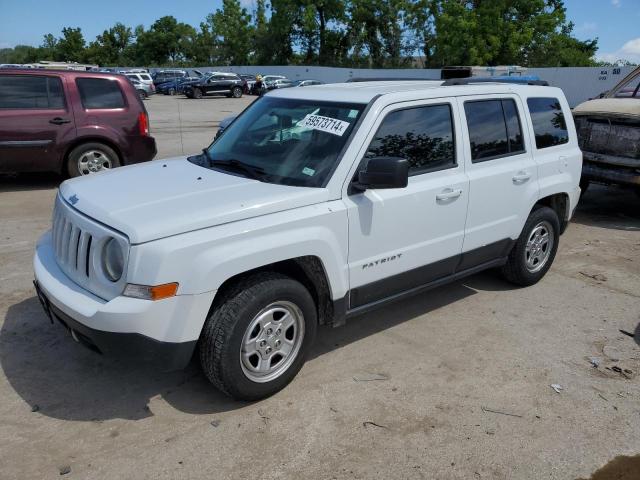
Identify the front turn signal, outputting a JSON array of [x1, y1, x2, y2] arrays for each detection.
[[124, 282, 178, 301]]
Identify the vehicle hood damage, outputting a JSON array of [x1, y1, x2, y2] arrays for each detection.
[[59, 157, 330, 244]]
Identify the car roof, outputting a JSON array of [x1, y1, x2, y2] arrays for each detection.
[[267, 80, 563, 104], [0, 68, 130, 79]]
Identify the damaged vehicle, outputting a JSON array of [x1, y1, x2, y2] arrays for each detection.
[[573, 66, 640, 193]]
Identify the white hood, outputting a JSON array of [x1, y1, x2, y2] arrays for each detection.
[[59, 157, 329, 244]]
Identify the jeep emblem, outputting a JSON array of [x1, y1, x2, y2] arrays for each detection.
[[68, 194, 79, 205]]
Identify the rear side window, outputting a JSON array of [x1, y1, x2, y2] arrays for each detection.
[[140, 74, 151, 81], [527, 98, 569, 148], [464, 99, 525, 162], [76, 78, 125, 109], [0, 75, 64, 109], [366, 104, 456, 175]]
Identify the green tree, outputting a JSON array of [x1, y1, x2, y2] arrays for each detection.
[[85, 22, 133, 65], [56, 27, 86, 62], [208, 0, 253, 65], [134, 16, 197, 65]]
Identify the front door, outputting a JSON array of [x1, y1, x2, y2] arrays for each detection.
[[0, 74, 74, 173], [344, 99, 469, 309]]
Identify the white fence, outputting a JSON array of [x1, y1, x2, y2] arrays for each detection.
[[146, 65, 637, 107]]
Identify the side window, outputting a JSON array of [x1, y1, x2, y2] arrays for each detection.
[[464, 99, 525, 162], [76, 78, 125, 109], [0, 75, 64, 109], [527, 97, 569, 149], [366, 104, 456, 175]]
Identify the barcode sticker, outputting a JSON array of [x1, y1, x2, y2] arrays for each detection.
[[297, 114, 351, 136]]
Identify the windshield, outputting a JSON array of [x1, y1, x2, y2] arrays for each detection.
[[194, 97, 366, 187]]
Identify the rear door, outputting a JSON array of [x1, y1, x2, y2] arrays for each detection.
[[0, 73, 74, 173], [457, 95, 539, 261]]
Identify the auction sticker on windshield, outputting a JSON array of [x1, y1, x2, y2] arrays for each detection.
[[297, 114, 351, 136]]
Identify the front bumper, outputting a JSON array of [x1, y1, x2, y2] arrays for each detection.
[[33, 231, 215, 371]]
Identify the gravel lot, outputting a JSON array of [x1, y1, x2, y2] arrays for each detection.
[[1, 94, 639, 480]]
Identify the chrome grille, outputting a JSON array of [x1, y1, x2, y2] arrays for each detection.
[[52, 194, 129, 300]]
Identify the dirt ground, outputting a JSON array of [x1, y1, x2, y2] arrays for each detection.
[[0, 95, 639, 480]]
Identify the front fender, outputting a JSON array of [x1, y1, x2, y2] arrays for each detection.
[[126, 201, 350, 300]]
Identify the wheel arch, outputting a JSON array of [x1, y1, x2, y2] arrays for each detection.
[[211, 256, 336, 327], [534, 192, 570, 234]]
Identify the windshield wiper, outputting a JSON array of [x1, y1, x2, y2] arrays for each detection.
[[209, 157, 267, 181]]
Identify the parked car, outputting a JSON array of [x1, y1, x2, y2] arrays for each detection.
[[183, 72, 245, 99], [267, 78, 294, 90], [293, 79, 325, 87], [129, 77, 155, 99], [0, 69, 156, 176], [33, 81, 581, 401], [573, 66, 640, 194], [152, 69, 187, 86], [123, 71, 154, 88], [156, 75, 202, 95]]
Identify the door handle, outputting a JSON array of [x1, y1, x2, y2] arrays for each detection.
[[49, 117, 71, 125], [436, 188, 463, 201], [512, 171, 531, 184]]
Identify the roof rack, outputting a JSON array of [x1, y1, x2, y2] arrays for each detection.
[[442, 77, 549, 86], [346, 77, 439, 83]]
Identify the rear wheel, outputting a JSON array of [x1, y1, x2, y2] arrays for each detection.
[[231, 86, 243, 98], [199, 272, 317, 401], [168, 87, 176, 96], [501, 206, 560, 286], [66, 142, 121, 177], [193, 88, 203, 99]]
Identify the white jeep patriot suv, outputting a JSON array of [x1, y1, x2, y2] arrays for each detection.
[[34, 81, 582, 400]]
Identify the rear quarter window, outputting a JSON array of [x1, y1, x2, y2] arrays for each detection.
[[526, 97, 569, 149], [0, 75, 64, 109], [76, 78, 125, 109]]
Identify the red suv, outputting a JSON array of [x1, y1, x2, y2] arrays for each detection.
[[0, 69, 156, 177]]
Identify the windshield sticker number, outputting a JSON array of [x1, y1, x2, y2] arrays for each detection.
[[302, 167, 315, 176], [297, 114, 350, 136]]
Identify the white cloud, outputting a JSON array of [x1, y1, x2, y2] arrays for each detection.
[[596, 37, 640, 64], [611, 0, 621, 7]]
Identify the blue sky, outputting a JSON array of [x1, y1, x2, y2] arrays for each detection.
[[1, 0, 639, 62]]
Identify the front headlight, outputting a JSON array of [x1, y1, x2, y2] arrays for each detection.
[[102, 237, 125, 282]]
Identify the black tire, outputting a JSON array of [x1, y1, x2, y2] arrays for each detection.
[[501, 206, 560, 287], [66, 142, 121, 178], [193, 88, 203, 99], [231, 86, 243, 98], [199, 272, 317, 401], [137, 89, 147, 100], [168, 87, 176, 96], [580, 177, 590, 196]]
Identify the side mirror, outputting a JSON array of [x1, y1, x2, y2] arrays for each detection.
[[354, 157, 409, 191]]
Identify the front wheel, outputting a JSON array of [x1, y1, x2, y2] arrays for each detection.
[[193, 88, 203, 99], [501, 206, 560, 286], [199, 272, 317, 401], [168, 87, 176, 96], [137, 89, 147, 100]]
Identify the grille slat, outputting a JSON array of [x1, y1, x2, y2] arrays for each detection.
[[76, 232, 90, 277], [52, 195, 128, 301]]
